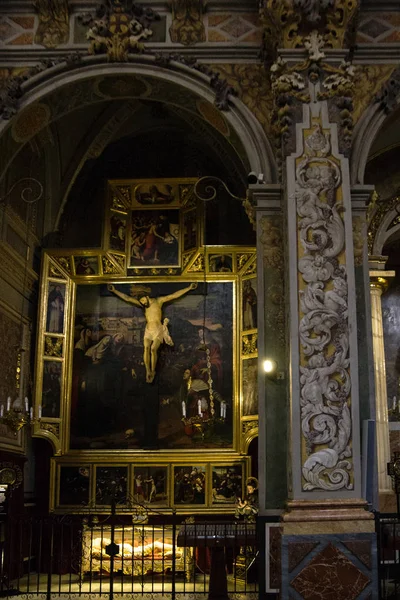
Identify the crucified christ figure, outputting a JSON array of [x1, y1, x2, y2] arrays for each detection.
[[108, 282, 197, 383]]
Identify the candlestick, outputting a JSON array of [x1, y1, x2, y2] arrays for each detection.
[[30, 407, 33, 419], [6, 397, 11, 412], [198, 399, 202, 416], [25, 397, 29, 412], [182, 400, 186, 417]]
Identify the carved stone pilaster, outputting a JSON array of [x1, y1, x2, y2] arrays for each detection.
[[287, 99, 361, 497], [253, 185, 288, 513]]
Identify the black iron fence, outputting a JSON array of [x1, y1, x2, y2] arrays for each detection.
[[0, 513, 258, 599], [377, 512, 400, 599]]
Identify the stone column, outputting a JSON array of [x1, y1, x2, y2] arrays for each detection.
[[370, 271, 395, 502]]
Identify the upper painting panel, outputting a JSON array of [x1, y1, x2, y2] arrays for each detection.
[[104, 179, 203, 272]]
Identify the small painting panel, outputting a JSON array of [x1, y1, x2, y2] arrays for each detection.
[[133, 466, 168, 505], [173, 465, 206, 505], [129, 209, 180, 268], [133, 182, 176, 207], [109, 213, 126, 252], [59, 465, 90, 506], [95, 466, 128, 506], [242, 357, 258, 416], [183, 209, 197, 252], [212, 465, 243, 504], [74, 256, 99, 276], [209, 254, 233, 273], [242, 278, 257, 330], [42, 360, 62, 418], [46, 282, 65, 334]]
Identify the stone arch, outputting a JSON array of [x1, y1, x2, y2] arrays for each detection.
[[0, 56, 278, 201], [368, 193, 400, 256]]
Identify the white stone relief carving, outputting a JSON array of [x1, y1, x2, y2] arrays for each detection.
[[296, 124, 353, 491]]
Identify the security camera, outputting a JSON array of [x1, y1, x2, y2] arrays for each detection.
[[247, 172, 258, 184]]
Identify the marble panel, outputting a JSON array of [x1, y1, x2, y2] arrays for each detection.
[[282, 533, 378, 599]]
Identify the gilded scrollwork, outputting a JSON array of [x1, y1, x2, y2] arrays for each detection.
[[40, 422, 60, 437], [44, 336, 63, 358], [79, 0, 160, 61], [48, 262, 65, 278], [54, 257, 72, 275], [242, 333, 257, 357], [34, 0, 69, 48], [102, 256, 120, 274], [242, 420, 258, 435], [187, 253, 205, 273], [169, 0, 206, 46]]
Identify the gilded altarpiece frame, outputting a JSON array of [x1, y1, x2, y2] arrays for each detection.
[[33, 178, 257, 513]]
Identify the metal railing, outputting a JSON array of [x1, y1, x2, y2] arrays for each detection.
[[376, 512, 400, 599], [0, 512, 258, 599]]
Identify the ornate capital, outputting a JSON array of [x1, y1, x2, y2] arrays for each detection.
[[369, 271, 395, 295], [260, 0, 360, 62]]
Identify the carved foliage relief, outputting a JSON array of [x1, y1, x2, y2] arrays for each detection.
[[295, 119, 353, 492]]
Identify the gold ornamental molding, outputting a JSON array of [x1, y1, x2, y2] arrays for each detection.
[[369, 271, 395, 294], [169, 0, 206, 46], [34, 0, 69, 49], [259, 0, 360, 58]]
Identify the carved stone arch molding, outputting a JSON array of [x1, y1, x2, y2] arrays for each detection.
[[368, 192, 400, 257], [351, 67, 400, 186], [0, 57, 278, 191]]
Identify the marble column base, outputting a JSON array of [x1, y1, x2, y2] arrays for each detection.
[[379, 490, 397, 513], [281, 500, 378, 599]]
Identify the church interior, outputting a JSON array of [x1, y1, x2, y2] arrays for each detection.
[[1, 1, 400, 598]]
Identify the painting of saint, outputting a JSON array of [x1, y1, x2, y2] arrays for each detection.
[[242, 358, 258, 416], [95, 466, 128, 506], [109, 213, 126, 252], [59, 466, 90, 506], [173, 466, 206, 505], [129, 210, 180, 267], [42, 360, 62, 418], [134, 467, 168, 505], [75, 256, 98, 276], [46, 283, 65, 333], [209, 254, 233, 273], [69, 282, 233, 450], [212, 465, 242, 504], [243, 278, 257, 330]]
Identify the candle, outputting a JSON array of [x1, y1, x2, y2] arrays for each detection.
[[6, 397, 11, 412], [0, 404, 3, 418], [182, 401, 186, 418], [29, 407, 33, 419], [197, 399, 202, 416], [38, 405, 42, 419], [393, 396, 397, 411], [25, 397, 29, 413]]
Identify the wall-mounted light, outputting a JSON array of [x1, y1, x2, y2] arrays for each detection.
[[263, 359, 277, 375]]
